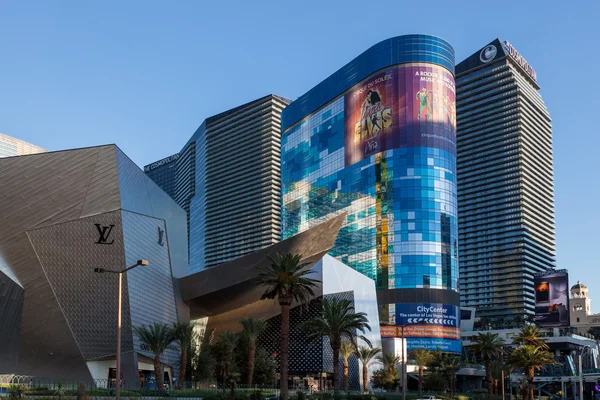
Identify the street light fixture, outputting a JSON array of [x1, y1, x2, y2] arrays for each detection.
[[94, 260, 149, 400], [579, 345, 592, 400], [398, 320, 428, 400]]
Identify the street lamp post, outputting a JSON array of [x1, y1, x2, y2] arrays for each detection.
[[400, 325, 406, 400], [94, 260, 149, 400], [579, 346, 591, 400]]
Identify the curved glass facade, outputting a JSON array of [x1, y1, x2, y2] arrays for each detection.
[[281, 35, 461, 353]]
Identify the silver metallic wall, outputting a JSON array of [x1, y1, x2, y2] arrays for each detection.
[[0, 145, 188, 380], [0, 269, 23, 367]]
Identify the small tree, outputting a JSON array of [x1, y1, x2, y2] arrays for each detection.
[[513, 325, 549, 350], [192, 343, 216, 383], [409, 348, 435, 396], [441, 355, 460, 397], [424, 372, 446, 392], [7, 385, 23, 400], [340, 341, 355, 392], [469, 332, 505, 394], [301, 297, 371, 394], [256, 253, 320, 400], [509, 345, 557, 400], [134, 322, 175, 393], [54, 383, 65, 400], [239, 317, 267, 385], [371, 367, 399, 391], [356, 346, 381, 392], [378, 352, 400, 375], [375, 352, 401, 391], [587, 326, 600, 340], [172, 321, 197, 389], [214, 331, 239, 388], [248, 347, 277, 385]]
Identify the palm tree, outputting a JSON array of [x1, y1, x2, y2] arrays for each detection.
[[301, 297, 371, 394], [378, 352, 401, 374], [239, 317, 267, 385], [133, 322, 175, 392], [441, 355, 461, 397], [509, 345, 557, 400], [469, 332, 505, 394], [215, 331, 239, 389], [409, 348, 435, 396], [172, 322, 196, 389], [340, 341, 355, 392], [513, 325, 549, 350], [356, 346, 381, 392], [255, 253, 320, 400]]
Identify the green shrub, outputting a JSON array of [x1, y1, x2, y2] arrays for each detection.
[[248, 389, 263, 400], [8, 384, 23, 400]]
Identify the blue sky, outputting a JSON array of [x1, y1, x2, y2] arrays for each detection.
[[1, 1, 597, 306]]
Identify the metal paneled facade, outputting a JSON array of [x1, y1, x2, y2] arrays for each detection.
[[145, 95, 291, 273], [281, 35, 461, 353], [0, 145, 188, 380], [0, 270, 23, 367]]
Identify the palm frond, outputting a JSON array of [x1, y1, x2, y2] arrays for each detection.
[[239, 317, 266, 341]]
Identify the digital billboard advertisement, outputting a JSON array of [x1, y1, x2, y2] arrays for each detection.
[[344, 63, 456, 167], [534, 269, 570, 328], [380, 303, 461, 353]]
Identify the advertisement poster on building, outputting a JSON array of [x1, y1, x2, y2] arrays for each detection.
[[534, 269, 570, 327], [344, 63, 456, 167], [344, 68, 399, 167]]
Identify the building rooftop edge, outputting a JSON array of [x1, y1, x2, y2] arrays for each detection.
[[281, 34, 455, 132]]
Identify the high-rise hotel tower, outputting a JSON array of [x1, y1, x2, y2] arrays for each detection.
[[456, 39, 555, 320], [145, 95, 290, 273]]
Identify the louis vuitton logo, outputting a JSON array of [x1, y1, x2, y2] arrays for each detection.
[[95, 224, 115, 245], [158, 227, 165, 246]]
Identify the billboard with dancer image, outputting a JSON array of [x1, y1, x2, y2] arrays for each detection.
[[344, 63, 456, 167], [534, 269, 570, 328]]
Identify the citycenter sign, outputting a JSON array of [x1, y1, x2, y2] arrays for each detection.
[[502, 40, 537, 82]]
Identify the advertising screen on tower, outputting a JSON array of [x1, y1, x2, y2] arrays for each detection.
[[534, 269, 570, 328], [344, 63, 456, 167]]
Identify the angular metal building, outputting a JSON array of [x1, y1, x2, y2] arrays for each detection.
[[0, 149, 380, 389], [0, 145, 189, 381], [179, 214, 381, 391]]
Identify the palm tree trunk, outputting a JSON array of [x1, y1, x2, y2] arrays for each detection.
[[343, 359, 349, 392], [485, 359, 493, 394], [154, 354, 164, 393], [333, 345, 340, 394], [419, 367, 424, 396], [452, 373, 456, 397], [363, 365, 368, 392], [527, 370, 535, 400], [248, 339, 256, 385], [178, 348, 187, 389], [280, 302, 291, 400]]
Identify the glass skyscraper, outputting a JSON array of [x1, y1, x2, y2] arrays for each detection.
[[0, 133, 45, 157], [143, 153, 179, 200], [145, 94, 290, 273], [281, 35, 461, 353], [456, 39, 555, 321]]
